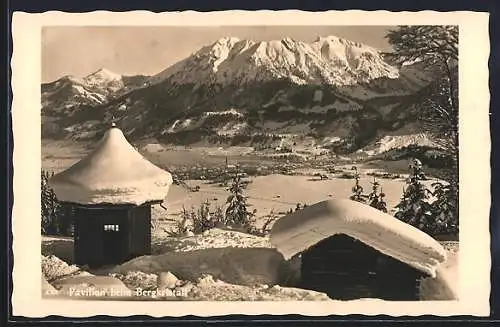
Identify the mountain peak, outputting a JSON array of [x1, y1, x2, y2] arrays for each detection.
[[281, 36, 296, 43], [150, 34, 399, 87], [86, 68, 122, 81], [313, 35, 369, 49], [213, 36, 241, 45]]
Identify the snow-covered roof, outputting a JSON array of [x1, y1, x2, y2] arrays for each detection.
[[270, 199, 447, 277], [49, 126, 173, 205]]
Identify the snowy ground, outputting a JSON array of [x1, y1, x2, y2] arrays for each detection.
[[42, 229, 330, 301], [42, 228, 459, 302], [151, 167, 444, 233]]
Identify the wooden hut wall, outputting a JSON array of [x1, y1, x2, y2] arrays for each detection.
[[126, 204, 152, 258], [73, 208, 103, 266], [300, 234, 424, 301]]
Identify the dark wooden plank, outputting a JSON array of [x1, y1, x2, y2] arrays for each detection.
[[299, 233, 425, 301]]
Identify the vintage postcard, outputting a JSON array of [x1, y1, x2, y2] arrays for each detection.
[[11, 10, 490, 318]]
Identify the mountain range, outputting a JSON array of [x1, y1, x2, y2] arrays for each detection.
[[41, 35, 451, 158]]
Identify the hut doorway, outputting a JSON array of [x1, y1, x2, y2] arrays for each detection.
[[299, 234, 424, 301], [103, 223, 125, 265], [73, 206, 130, 267]]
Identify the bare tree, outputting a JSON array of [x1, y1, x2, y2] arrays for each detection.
[[385, 25, 458, 159]]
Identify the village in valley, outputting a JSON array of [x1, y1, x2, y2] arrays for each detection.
[[40, 25, 459, 302]]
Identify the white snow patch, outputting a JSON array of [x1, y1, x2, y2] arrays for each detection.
[[321, 136, 343, 144], [42, 277, 58, 294], [188, 276, 330, 301], [217, 122, 248, 136], [204, 108, 244, 117], [141, 143, 165, 153], [71, 84, 87, 94], [110, 271, 159, 291], [364, 133, 440, 156]]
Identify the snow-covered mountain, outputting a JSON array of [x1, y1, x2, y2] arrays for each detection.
[[81, 68, 125, 91], [41, 35, 449, 157], [42, 68, 149, 116], [149, 36, 399, 87]]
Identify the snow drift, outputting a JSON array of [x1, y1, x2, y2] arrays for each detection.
[[270, 198, 447, 277], [110, 247, 287, 287], [42, 255, 91, 282]]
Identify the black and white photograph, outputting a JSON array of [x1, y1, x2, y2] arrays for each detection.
[[11, 10, 490, 317]]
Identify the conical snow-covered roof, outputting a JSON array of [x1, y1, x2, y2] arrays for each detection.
[[49, 126, 173, 205]]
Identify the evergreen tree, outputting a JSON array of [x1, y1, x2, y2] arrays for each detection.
[[367, 179, 388, 213], [394, 160, 435, 233], [429, 181, 459, 235], [225, 175, 256, 231], [349, 166, 367, 203], [41, 170, 63, 235]]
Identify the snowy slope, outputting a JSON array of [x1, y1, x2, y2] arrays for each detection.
[[362, 123, 443, 156]]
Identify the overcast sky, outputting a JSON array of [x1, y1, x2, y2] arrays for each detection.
[[42, 26, 395, 83]]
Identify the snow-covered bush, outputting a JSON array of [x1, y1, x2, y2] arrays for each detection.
[[167, 202, 227, 236], [192, 201, 226, 234], [166, 208, 190, 237]]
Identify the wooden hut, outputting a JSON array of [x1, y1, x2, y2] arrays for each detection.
[[49, 124, 173, 268], [270, 199, 447, 301]]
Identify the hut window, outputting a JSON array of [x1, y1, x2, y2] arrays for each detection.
[[104, 224, 120, 232]]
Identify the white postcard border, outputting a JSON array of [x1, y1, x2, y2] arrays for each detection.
[[11, 10, 491, 317]]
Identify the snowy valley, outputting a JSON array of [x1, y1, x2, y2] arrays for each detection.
[[41, 35, 445, 163], [40, 28, 460, 304]]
